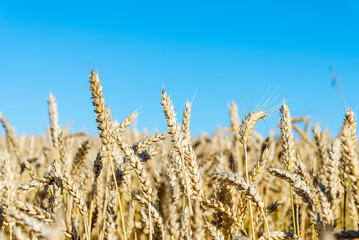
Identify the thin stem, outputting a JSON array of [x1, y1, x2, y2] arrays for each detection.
[[290, 186, 297, 235], [248, 201, 255, 239], [344, 186, 348, 231], [239, 142, 243, 175], [260, 209, 271, 239], [9, 223, 13, 240], [84, 218, 90, 240], [244, 143, 256, 240], [182, 195, 186, 215], [300, 202, 305, 240], [243, 142, 249, 181], [100, 165, 112, 239], [88, 182, 96, 237], [296, 203, 300, 236]]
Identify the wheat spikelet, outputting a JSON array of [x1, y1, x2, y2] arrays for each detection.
[[268, 167, 323, 232], [317, 188, 334, 228], [293, 156, 322, 215], [201, 197, 240, 226], [183, 145, 204, 198], [250, 147, 270, 182], [8, 207, 53, 239], [48, 92, 60, 151], [211, 171, 265, 209], [133, 131, 169, 152], [239, 111, 268, 145], [132, 193, 164, 239], [313, 124, 329, 185], [89, 69, 114, 178], [52, 161, 89, 239], [161, 89, 203, 204], [113, 132, 152, 203], [161, 90, 193, 202], [71, 138, 91, 176], [117, 111, 139, 134], [229, 102, 241, 142], [180, 205, 192, 240], [182, 101, 191, 143], [341, 121, 359, 217], [280, 101, 296, 171], [204, 220, 225, 240], [103, 190, 118, 240], [14, 200, 53, 224], [0, 113, 36, 178], [16, 176, 53, 195], [327, 138, 341, 220], [0, 113, 21, 161], [342, 109, 357, 143]]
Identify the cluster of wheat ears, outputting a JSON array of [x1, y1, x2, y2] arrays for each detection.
[[0, 70, 359, 240]]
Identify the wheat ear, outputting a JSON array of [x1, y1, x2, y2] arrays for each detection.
[[268, 167, 323, 233], [0, 113, 36, 178], [52, 161, 90, 239], [211, 171, 271, 238], [89, 70, 127, 239], [161, 89, 194, 210]]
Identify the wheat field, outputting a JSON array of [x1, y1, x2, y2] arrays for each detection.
[[0, 70, 358, 240]]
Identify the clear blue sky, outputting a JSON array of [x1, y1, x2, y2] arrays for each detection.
[[1, 1, 359, 137]]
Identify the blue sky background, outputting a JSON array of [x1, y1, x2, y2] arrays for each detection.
[[0, 1, 359, 137]]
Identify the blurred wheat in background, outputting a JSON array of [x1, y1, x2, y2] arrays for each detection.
[[0, 69, 359, 240]]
